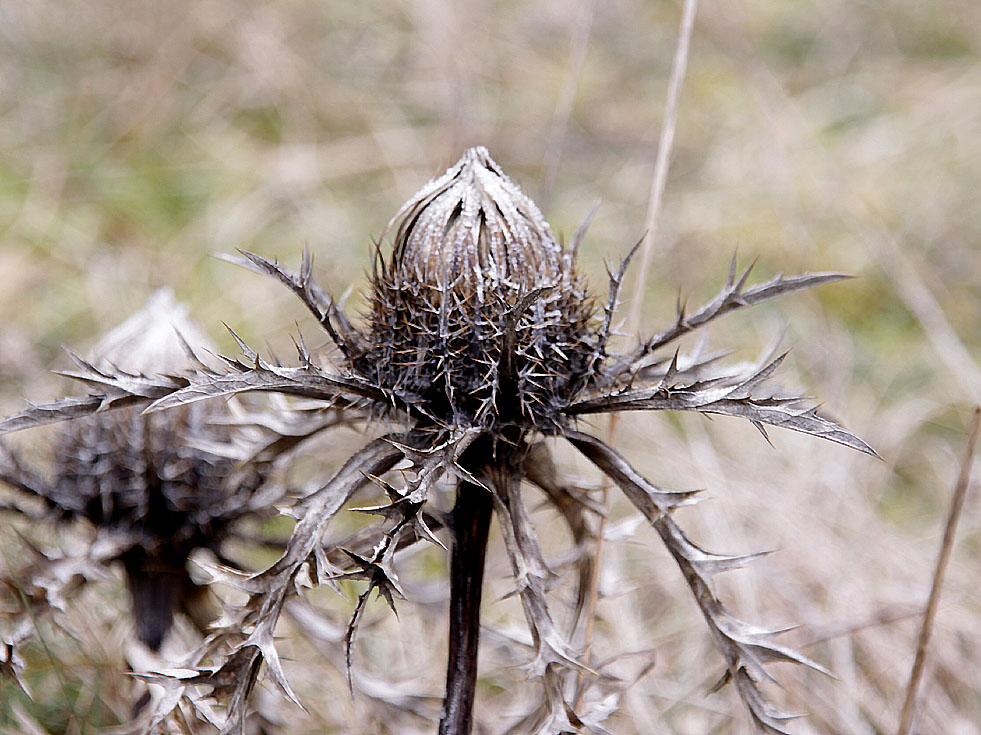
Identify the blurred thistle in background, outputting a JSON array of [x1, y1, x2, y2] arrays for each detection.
[[0, 1, 979, 734], [0, 291, 289, 666]]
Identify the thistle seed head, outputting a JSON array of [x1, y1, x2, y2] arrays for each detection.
[[362, 147, 597, 432], [50, 291, 264, 649], [0, 145, 877, 731]]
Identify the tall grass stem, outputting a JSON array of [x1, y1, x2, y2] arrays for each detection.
[[626, 0, 699, 334], [897, 406, 980, 735], [577, 0, 698, 707]]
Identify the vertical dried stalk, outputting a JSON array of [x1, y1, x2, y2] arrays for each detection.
[[579, 0, 699, 695], [897, 406, 980, 735], [440, 481, 494, 735], [626, 0, 699, 331]]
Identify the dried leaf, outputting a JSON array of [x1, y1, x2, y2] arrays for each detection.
[[620, 264, 850, 370], [571, 355, 877, 456], [568, 430, 828, 733]]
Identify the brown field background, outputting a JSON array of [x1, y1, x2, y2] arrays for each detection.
[[1, 1, 979, 733]]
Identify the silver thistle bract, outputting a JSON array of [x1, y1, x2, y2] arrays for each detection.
[[0, 147, 874, 735]]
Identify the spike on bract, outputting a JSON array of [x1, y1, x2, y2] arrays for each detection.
[[359, 147, 598, 433]]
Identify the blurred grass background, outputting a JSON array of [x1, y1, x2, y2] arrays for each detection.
[[0, 0, 979, 733]]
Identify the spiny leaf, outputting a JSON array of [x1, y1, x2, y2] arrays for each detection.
[[221, 249, 362, 356], [568, 430, 826, 735], [571, 355, 877, 456], [143, 356, 384, 414], [609, 264, 851, 382], [564, 431, 702, 517], [129, 436, 407, 730], [1, 390, 171, 435], [488, 468, 592, 682], [344, 584, 375, 694], [589, 235, 644, 378], [523, 442, 603, 632]]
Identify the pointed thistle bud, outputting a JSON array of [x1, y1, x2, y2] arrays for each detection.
[[363, 148, 596, 432], [387, 146, 568, 301]]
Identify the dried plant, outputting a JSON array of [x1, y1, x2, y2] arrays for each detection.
[[0, 290, 341, 699], [0, 147, 874, 734]]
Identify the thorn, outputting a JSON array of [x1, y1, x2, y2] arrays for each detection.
[[172, 328, 209, 370], [570, 199, 601, 256], [223, 324, 258, 362], [727, 250, 739, 287], [752, 420, 774, 448], [707, 668, 732, 695], [734, 256, 759, 293], [301, 247, 314, 285], [292, 327, 311, 365]]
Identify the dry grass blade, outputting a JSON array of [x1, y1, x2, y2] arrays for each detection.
[[897, 406, 980, 735]]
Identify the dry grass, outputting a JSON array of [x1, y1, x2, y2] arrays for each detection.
[[1, 1, 979, 734]]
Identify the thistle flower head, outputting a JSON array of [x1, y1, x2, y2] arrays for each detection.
[[7, 291, 269, 651], [387, 146, 567, 295], [363, 146, 596, 432]]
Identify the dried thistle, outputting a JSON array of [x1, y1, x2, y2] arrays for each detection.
[[0, 148, 874, 734], [0, 291, 317, 664]]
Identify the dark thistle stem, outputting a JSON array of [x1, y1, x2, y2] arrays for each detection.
[[440, 480, 494, 735]]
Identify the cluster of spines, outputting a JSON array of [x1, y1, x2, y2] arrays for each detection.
[[362, 267, 596, 432]]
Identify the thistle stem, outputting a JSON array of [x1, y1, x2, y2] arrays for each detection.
[[440, 481, 494, 735]]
